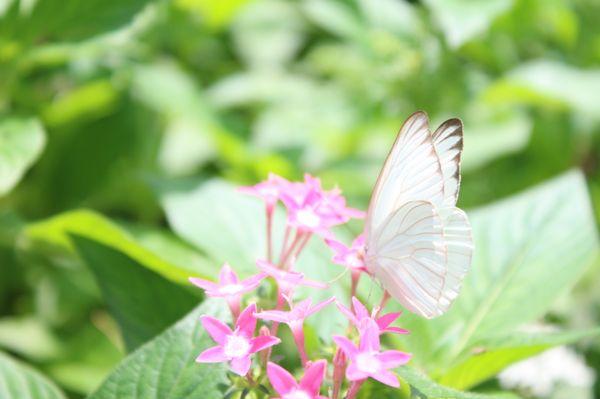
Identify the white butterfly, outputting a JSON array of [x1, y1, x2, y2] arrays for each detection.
[[364, 111, 473, 318]]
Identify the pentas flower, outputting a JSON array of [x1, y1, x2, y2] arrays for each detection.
[[238, 173, 290, 212], [189, 263, 265, 319], [281, 174, 364, 236], [196, 303, 280, 376], [255, 297, 335, 366], [337, 297, 408, 336], [325, 235, 367, 296], [333, 319, 411, 388], [267, 360, 329, 399], [257, 259, 327, 298]]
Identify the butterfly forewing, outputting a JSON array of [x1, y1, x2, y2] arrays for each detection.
[[365, 112, 445, 237], [432, 119, 464, 208]]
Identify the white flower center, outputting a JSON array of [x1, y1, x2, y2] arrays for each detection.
[[355, 352, 381, 374], [284, 389, 311, 399], [219, 284, 243, 295], [223, 334, 250, 358], [296, 208, 320, 228]]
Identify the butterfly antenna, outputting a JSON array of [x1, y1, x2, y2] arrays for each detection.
[[326, 268, 350, 285], [366, 275, 375, 304]]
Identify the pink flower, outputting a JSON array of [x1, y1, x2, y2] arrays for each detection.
[[325, 235, 367, 296], [267, 360, 329, 399], [326, 235, 367, 273], [255, 297, 335, 365], [196, 303, 280, 376], [337, 297, 408, 336], [238, 173, 290, 212], [280, 174, 364, 236], [257, 259, 327, 297], [189, 263, 265, 319], [333, 319, 411, 388]]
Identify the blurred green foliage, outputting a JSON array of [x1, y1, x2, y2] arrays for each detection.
[[0, 0, 599, 398]]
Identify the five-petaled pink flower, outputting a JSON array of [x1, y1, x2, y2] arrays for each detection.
[[189, 263, 265, 319], [257, 259, 327, 297], [267, 360, 329, 399], [325, 235, 367, 296], [333, 319, 411, 387], [239, 173, 289, 213], [337, 297, 408, 336], [196, 303, 280, 376], [255, 297, 335, 365], [280, 174, 364, 236]]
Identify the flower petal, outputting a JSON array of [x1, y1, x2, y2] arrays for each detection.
[[236, 303, 257, 337], [336, 300, 360, 326], [376, 312, 402, 329], [377, 350, 412, 368], [370, 370, 400, 388], [351, 297, 369, 321], [254, 310, 291, 324], [200, 316, 231, 344], [306, 297, 335, 318], [241, 273, 267, 290], [250, 336, 281, 353], [359, 319, 380, 352], [299, 359, 327, 395], [267, 362, 298, 395], [219, 263, 238, 285], [196, 346, 227, 363], [346, 362, 368, 381], [230, 356, 252, 376], [332, 335, 358, 358], [383, 326, 410, 335], [189, 277, 218, 292]]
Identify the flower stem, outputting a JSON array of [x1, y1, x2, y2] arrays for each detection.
[[375, 290, 391, 317], [291, 323, 308, 367], [266, 206, 273, 262], [345, 380, 365, 399]]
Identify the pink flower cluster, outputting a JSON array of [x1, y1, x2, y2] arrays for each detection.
[[189, 174, 411, 399]]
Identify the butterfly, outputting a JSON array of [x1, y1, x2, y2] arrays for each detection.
[[364, 111, 473, 318]]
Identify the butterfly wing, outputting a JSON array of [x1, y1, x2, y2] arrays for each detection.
[[367, 201, 447, 318], [365, 111, 445, 236], [365, 112, 472, 318], [431, 118, 464, 208]]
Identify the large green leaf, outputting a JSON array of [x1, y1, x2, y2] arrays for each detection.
[[88, 300, 229, 399], [0, 118, 46, 196], [71, 235, 199, 352], [398, 171, 599, 371], [0, 351, 66, 399], [22, 209, 214, 284], [438, 328, 600, 390]]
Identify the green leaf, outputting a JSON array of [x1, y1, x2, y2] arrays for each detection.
[[22, 209, 213, 284], [0, 317, 61, 361], [438, 328, 600, 390], [423, 0, 514, 48], [0, 118, 46, 196], [4, 0, 152, 42], [462, 113, 532, 172], [0, 351, 66, 399], [397, 367, 520, 399], [398, 171, 599, 370], [483, 61, 600, 118], [88, 300, 229, 399], [71, 234, 199, 352]]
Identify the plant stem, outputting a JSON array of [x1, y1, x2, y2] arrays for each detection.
[[345, 380, 365, 399], [266, 206, 273, 262]]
